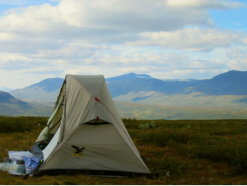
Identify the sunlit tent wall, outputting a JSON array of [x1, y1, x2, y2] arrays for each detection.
[[34, 75, 150, 176]]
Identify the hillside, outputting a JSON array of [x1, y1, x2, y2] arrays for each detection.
[[107, 77, 190, 98], [108, 70, 247, 98], [0, 91, 30, 105], [0, 91, 32, 115], [187, 70, 247, 95], [106, 73, 153, 82], [0, 91, 53, 116], [10, 78, 64, 101]]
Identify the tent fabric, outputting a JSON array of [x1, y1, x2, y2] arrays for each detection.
[[36, 75, 150, 175], [50, 82, 65, 135], [30, 144, 43, 160]]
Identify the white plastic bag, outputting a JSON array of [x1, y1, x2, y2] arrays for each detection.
[[8, 151, 34, 160]]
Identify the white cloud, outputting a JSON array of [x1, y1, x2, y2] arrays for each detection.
[[0, 53, 31, 63], [13, 76, 24, 79], [65, 69, 81, 75], [0, 32, 18, 41], [165, 0, 243, 9], [117, 67, 149, 73], [1, 0, 243, 41], [14, 67, 54, 73], [33, 42, 109, 60], [228, 59, 247, 70], [226, 47, 247, 70], [65, 66, 103, 75], [0, 0, 246, 88], [0, 0, 244, 56], [241, 37, 247, 45], [127, 28, 242, 52]]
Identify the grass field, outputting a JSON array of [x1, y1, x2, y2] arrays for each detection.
[[115, 101, 247, 120], [2, 97, 247, 120], [0, 116, 247, 184]]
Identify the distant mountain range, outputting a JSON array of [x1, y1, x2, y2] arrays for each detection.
[[8, 70, 247, 102], [0, 91, 53, 116], [0, 91, 32, 115], [9, 78, 64, 101], [0, 91, 27, 104], [108, 70, 247, 97], [106, 73, 152, 82], [186, 70, 247, 95], [162, 79, 196, 82], [1, 70, 247, 118]]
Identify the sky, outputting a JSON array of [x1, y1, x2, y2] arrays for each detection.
[[0, 0, 247, 89]]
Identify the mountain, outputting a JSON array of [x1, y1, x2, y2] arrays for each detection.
[[0, 91, 27, 104], [9, 73, 156, 101], [187, 70, 247, 95], [0, 91, 33, 115], [162, 79, 197, 82], [107, 70, 247, 98], [8, 70, 247, 102], [107, 76, 191, 98], [106, 73, 152, 82], [2, 70, 247, 118], [0, 87, 13, 92], [10, 78, 64, 101]]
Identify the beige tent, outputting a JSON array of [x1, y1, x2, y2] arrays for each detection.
[[34, 75, 150, 176]]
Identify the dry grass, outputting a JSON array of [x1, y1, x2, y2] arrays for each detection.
[[0, 117, 247, 184]]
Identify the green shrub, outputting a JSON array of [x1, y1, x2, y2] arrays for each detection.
[[144, 123, 149, 128], [139, 124, 144, 129], [151, 121, 155, 128], [0, 116, 48, 133]]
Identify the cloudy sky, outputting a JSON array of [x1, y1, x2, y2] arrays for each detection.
[[0, 0, 247, 89]]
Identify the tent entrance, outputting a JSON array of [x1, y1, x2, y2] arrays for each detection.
[[83, 119, 111, 125]]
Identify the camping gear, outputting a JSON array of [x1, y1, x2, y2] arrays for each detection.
[[3, 158, 12, 163], [35, 142, 48, 150], [8, 164, 26, 174], [31, 75, 151, 176], [8, 151, 33, 165], [9, 165, 26, 176], [0, 155, 40, 175], [0, 162, 25, 174], [24, 157, 41, 174], [36, 97, 64, 143], [8, 151, 34, 160], [0, 151, 35, 176], [16, 159, 25, 165], [0, 162, 13, 171], [30, 143, 44, 160]]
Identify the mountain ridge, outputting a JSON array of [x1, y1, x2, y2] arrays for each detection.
[[0, 91, 33, 115], [8, 70, 247, 102], [186, 70, 247, 95], [9, 78, 64, 101], [2, 70, 247, 118]]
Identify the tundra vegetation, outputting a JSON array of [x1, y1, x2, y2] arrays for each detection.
[[0, 116, 247, 184]]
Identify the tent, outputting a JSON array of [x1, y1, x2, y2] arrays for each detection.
[[33, 75, 151, 176]]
